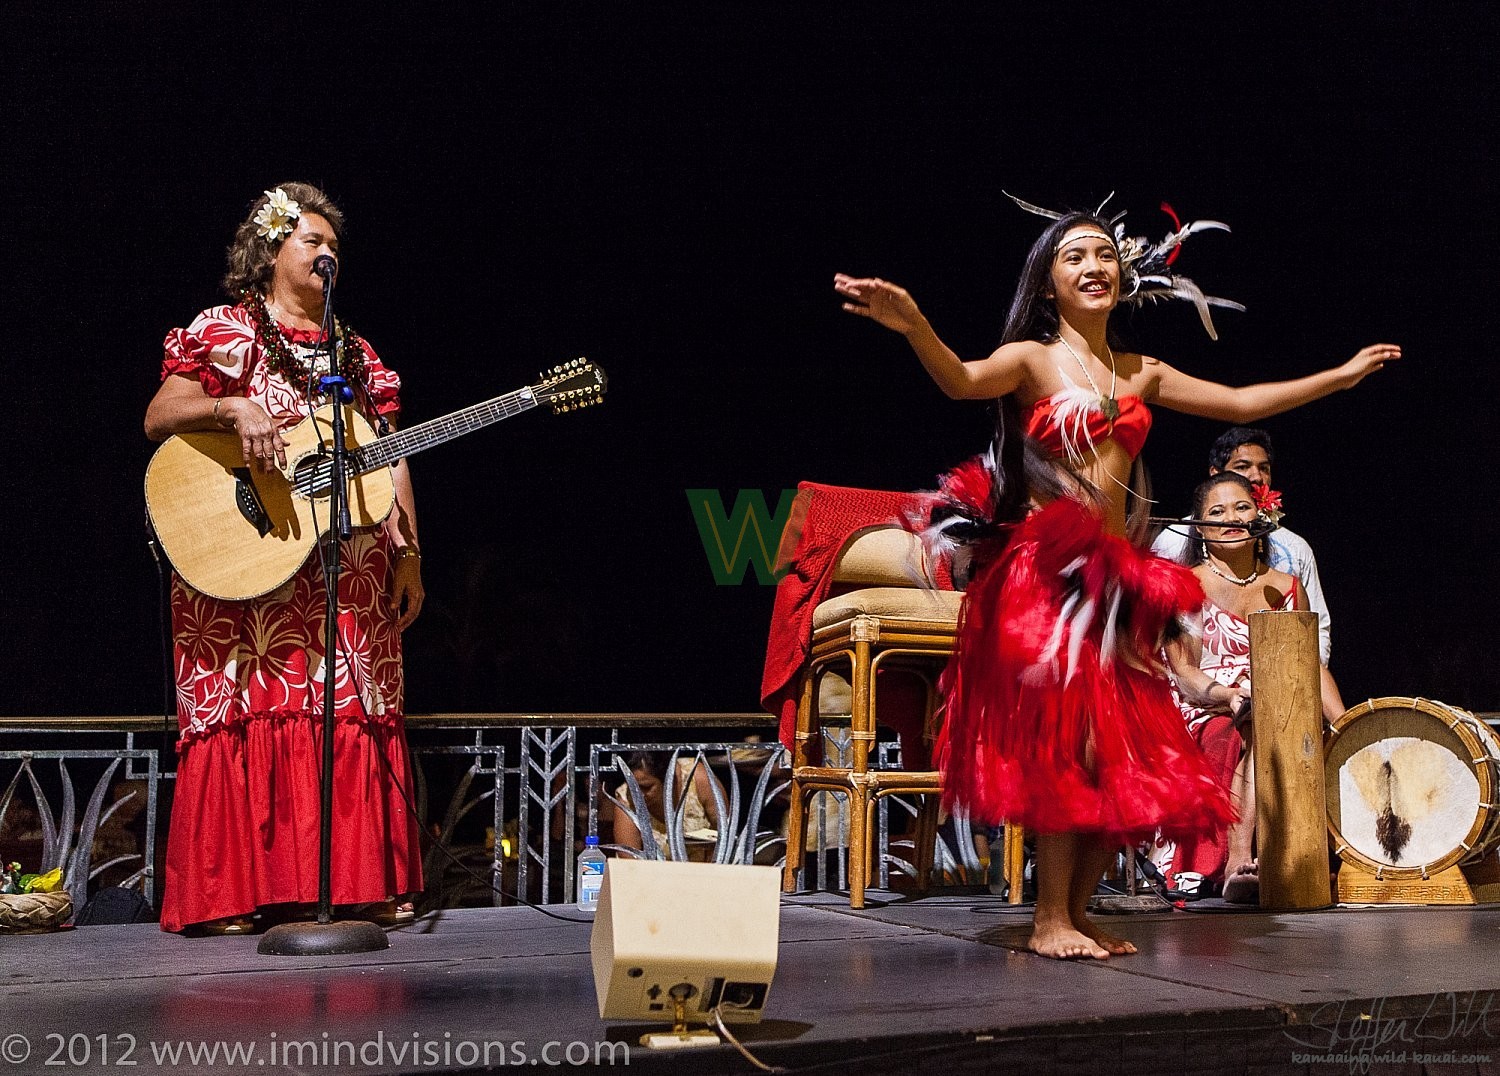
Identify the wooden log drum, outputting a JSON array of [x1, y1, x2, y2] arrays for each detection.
[[1248, 610, 1332, 910]]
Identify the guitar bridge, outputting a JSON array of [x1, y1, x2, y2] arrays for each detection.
[[232, 468, 273, 537]]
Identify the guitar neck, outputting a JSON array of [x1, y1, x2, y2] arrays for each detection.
[[356, 388, 539, 473]]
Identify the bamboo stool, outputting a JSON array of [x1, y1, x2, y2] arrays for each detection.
[[781, 526, 1023, 907]]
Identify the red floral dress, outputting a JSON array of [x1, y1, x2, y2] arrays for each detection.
[[157, 304, 422, 932]]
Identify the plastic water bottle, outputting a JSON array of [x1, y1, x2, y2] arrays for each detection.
[[577, 835, 606, 913]]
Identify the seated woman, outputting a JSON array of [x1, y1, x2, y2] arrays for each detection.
[[1165, 471, 1308, 903], [606, 752, 723, 861]]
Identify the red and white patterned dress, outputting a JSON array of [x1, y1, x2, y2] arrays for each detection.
[[1166, 580, 1299, 888], [158, 304, 422, 932]]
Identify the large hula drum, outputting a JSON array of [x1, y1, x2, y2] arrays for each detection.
[[1325, 697, 1500, 879]]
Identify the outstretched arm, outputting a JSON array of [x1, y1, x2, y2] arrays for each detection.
[[834, 274, 1033, 400], [1153, 343, 1401, 422]]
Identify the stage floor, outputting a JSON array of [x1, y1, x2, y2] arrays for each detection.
[[6, 892, 1500, 1075]]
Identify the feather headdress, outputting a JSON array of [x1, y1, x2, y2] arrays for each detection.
[[1005, 191, 1246, 340]]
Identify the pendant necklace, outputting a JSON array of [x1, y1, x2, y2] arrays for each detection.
[[1057, 335, 1119, 421]]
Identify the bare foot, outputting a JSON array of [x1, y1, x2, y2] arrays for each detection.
[[1072, 913, 1138, 955], [1222, 861, 1259, 904], [1029, 919, 1110, 960]]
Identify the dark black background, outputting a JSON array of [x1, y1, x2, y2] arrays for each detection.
[[6, 7, 1496, 716]]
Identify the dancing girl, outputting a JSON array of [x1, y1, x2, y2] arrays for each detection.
[[835, 197, 1398, 958]]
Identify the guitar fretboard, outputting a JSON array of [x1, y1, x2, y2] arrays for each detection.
[[355, 388, 538, 473]]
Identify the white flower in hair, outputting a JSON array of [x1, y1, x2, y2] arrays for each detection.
[[252, 187, 301, 241]]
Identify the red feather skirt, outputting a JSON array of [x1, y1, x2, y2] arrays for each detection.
[[936, 499, 1234, 843]]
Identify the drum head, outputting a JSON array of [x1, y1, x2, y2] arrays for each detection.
[[1326, 698, 1494, 875]]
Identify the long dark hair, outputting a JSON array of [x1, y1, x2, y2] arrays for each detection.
[[990, 212, 1119, 525], [1186, 471, 1267, 566]]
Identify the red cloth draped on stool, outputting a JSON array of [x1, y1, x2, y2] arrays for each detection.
[[761, 482, 953, 761], [935, 498, 1234, 843]]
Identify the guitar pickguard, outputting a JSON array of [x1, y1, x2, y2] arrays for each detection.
[[231, 467, 273, 537]]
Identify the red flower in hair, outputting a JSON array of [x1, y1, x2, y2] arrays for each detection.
[[1252, 485, 1285, 524]]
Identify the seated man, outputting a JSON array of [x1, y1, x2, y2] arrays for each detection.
[[1153, 426, 1344, 720]]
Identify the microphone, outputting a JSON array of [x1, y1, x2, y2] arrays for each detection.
[[1148, 515, 1281, 543], [312, 255, 338, 281]]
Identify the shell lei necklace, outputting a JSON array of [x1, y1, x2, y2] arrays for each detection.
[[1207, 559, 1259, 587], [1057, 335, 1119, 421]]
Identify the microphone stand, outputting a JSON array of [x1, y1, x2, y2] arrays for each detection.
[[260, 261, 388, 956], [1148, 515, 1279, 544]]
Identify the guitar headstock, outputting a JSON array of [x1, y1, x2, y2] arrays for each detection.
[[533, 358, 607, 414]]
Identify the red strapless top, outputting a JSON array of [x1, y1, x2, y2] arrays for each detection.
[[1021, 393, 1152, 461]]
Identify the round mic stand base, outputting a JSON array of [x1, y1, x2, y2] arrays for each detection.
[[257, 918, 389, 956]]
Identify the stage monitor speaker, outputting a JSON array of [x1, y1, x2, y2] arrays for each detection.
[[590, 859, 780, 1025]]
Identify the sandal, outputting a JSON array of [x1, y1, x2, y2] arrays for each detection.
[[200, 916, 255, 936], [344, 900, 415, 926]]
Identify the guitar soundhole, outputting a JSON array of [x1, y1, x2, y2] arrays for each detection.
[[231, 468, 273, 537], [292, 453, 333, 500], [291, 449, 367, 501]]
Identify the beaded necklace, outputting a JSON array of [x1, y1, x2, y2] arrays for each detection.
[[240, 288, 372, 400]]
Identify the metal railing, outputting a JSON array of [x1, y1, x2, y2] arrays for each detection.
[[0, 714, 977, 917]]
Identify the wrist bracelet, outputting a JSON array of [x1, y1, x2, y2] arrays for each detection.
[[394, 546, 421, 561], [212, 398, 230, 427]]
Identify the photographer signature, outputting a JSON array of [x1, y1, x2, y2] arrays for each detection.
[[1285, 991, 1497, 1053]]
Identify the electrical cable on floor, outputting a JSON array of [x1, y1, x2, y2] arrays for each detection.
[[710, 1005, 787, 1073]]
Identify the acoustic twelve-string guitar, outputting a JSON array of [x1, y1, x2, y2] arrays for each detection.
[[144, 359, 606, 600]]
